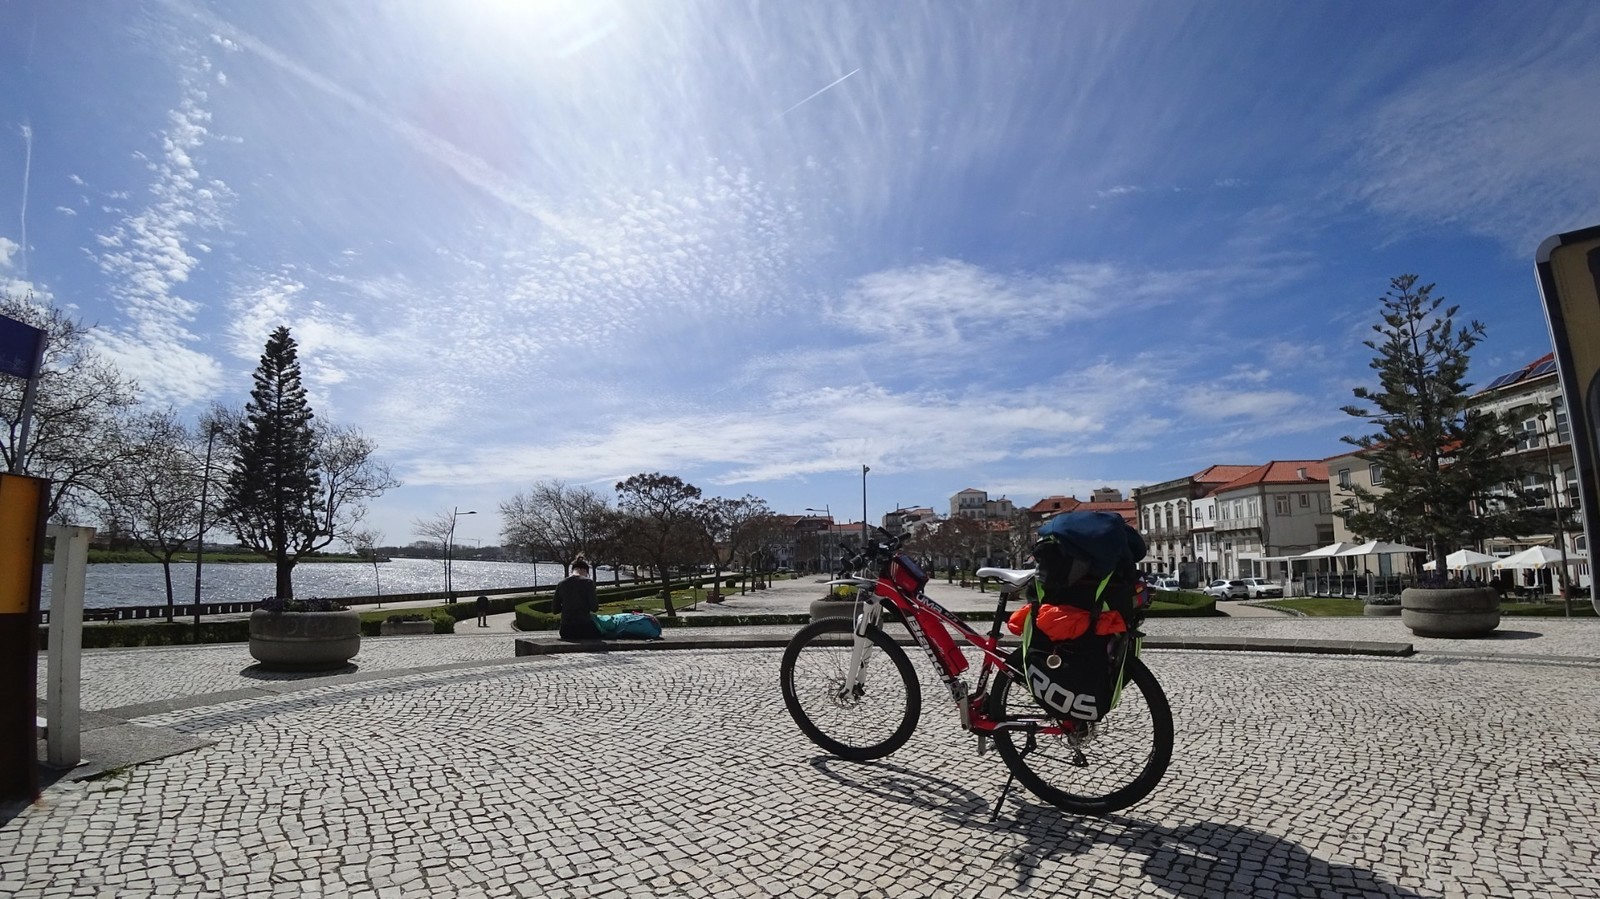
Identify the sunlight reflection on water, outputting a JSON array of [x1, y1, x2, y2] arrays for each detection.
[[39, 558, 620, 609]]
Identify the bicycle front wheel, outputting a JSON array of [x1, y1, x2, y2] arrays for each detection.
[[779, 617, 922, 761], [989, 655, 1172, 815]]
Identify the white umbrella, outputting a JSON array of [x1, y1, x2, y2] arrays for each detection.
[[1493, 546, 1566, 569], [1334, 540, 1428, 557], [1296, 542, 1362, 559], [1422, 549, 1501, 571]]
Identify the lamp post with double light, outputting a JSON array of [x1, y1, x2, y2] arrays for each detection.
[[805, 506, 832, 573], [192, 419, 223, 634], [446, 507, 477, 604], [1536, 410, 1572, 616]]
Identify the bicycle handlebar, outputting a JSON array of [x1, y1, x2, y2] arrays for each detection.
[[834, 528, 908, 577]]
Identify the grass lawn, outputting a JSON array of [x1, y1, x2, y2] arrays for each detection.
[[1501, 601, 1596, 617], [1260, 597, 1597, 617], [1257, 598, 1366, 616]]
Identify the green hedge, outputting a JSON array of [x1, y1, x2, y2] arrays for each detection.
[[38, 619, 252, 649]]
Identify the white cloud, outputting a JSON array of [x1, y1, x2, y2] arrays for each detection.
[[0, 237, 17, 268]]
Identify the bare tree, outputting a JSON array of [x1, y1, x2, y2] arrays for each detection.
[[739, 512, 791, 591], [0, 294, 141, 519], [614, 472, 703, 618], [585, 507, 635, 586], [347, 527, 385, 604], [315, 423, 401, 546], [412, 509, 455, 596], [693, 495, 774, 600], [93, 409, 206, 620], [1006, 508, 1037, 567], [499, 480, 611, 573]]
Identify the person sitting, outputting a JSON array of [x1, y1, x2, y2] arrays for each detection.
[[553, 558, 602, 641]]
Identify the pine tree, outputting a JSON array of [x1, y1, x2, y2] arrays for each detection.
[[224, 326, 321, 599], [1339, 275, 1529, 573]]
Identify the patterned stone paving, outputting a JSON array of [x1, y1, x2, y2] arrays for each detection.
[[37, 615, 1600, 713], [8, 642, 1600, 898]]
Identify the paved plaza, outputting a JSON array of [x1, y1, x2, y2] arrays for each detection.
[[6, 583, 1600, 898]]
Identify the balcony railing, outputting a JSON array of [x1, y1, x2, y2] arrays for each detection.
[[1214, 516, 1262, 532]]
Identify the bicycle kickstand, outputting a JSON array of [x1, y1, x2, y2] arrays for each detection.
[[990, 771, 1016, 822]]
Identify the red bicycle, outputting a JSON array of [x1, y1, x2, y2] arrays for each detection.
[[779, 531, 1173, 816]]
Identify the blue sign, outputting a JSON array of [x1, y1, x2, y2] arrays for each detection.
[[0, 315, 45, 380]]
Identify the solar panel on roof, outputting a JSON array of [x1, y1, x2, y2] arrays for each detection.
[[1528, 360, 1557, 378], [1483, 372, 1521, 390]]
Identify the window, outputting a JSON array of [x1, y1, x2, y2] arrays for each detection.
[[1299, 493, 1309, 507], [1368, 464, 1384, 485], [1338, 469, 1351, 487], [1516, 419, 1540, 452], [1274, 495, 1289, 515]]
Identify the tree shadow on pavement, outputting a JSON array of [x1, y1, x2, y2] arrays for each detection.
[[805, 758, 1420, 897]]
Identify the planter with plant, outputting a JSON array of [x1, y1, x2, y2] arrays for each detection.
[[249, 597, 361, 670], [1362, 594, 1402, 617], [379, 613, 436, 636], [1400, 573, 1499, 637], [810, 583, 860, 622]]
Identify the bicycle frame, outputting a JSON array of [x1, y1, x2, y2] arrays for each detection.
[[833, 564, 1067, 738]]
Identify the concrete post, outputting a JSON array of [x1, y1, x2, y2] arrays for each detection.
[[45, 524, 94, 770]]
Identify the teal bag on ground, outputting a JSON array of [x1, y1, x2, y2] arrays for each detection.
[[594, 612, 663, 640]]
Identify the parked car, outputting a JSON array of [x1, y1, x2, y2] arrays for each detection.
[[1203, 579, 1250, 600], [1151, 577, 1183, 593], [1241, 577, 1283, 599]]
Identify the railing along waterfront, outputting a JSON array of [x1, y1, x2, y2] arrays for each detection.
[[39, 583, 557, 625]]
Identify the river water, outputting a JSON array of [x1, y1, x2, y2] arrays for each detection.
[[39, 558, 614, 610]]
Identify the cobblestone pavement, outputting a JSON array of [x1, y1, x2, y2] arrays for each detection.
[[38, 614, 1600, 713], [9, 639, 1600, 898]]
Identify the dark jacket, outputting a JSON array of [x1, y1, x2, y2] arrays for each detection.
[[553, 574, 600, 640]]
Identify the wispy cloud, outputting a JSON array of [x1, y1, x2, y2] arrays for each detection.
[[90, 63, 230, 404], [1350, 11, 1600, 251]]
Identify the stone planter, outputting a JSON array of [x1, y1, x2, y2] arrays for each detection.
[[249, 609, 361, 670], [1400, 586, 1500, 638], [379, 618, 435, 636], [1363, 603, 1402, 617], [809, 597, 858, 623]]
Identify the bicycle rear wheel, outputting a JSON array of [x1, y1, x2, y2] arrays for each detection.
[[779, 617, 921, 761], [988, 655, 1172, 815]]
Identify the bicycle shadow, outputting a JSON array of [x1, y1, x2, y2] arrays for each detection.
[[807, 758, 1421, 897], [1029, 807, 1427, 898], [806, 756, 993, 825]]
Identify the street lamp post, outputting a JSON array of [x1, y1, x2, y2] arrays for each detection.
[[805, 507, 832, 573], [446, 507, 477, 604], [862, 465, 870, 546], [1537, 411, 1572, 616], [192, 421, 221, 636]]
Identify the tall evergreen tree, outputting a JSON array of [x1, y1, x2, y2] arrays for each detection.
[[1339, 275, 1530, 573], [224, 326, 322, 599]]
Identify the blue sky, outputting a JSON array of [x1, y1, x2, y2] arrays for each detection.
[[3, 1, 1598, 548]]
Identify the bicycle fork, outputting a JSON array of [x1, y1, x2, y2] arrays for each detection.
[[843, 596, 884, 698]]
